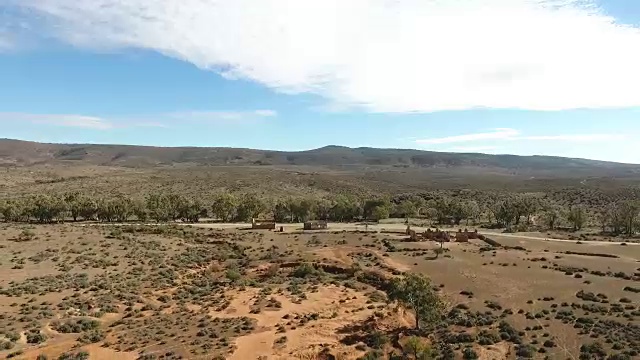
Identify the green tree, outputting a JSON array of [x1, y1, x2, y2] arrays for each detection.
[[165, 194, 186, 221], [29, 194, 66, 223], [363, 198, 391, 221], [404, 336, 435, 360], [0, 199, 24, 222], [432, 197, 453, 225], [112, 196, 133, 222], [131, 198, 149, 222], [489, 197, 519, 227], [542, 203, 563, 230], [146, 194, 171, 222], [618, 201, 640, 236], [235, 193, 266, 221], [603, 202, 625, 234], [515, 195, 539, 225], [211, 193, 237, 222], [410, 196, 426, 217], [330, 195, 362, 222], [567, 206, 587, 231], [387, 273, 444, 331], [449, 199, 468, 225], [78, 197, 97, 221], [315, 198, 333, 220], [371, 205, 390, 221], [272, 200, 290, 223], [423, 206, 438, 226], [396, 200, 418, 219], [97, 196, 132, 222], [64, 192, 83, 222], [290, 197, 315, 222], [179, 198, 205, 223], [464, 200, 481, 225]]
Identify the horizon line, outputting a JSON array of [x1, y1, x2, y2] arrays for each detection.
[[1, 137, 637, 166]]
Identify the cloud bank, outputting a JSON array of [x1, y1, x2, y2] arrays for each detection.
[[0, 113, 114, 130], [416, 128, 625, 145], [0, 109, 277, 129], [7, 0, 640, 112]]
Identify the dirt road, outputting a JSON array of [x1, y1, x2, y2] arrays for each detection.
[[186, 222, 639, 246], [83, 221, 639, 246]]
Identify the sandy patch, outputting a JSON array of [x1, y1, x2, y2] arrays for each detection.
[[209, 285, 385, 360]]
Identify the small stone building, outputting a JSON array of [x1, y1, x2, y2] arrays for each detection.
[[304, 220, 328, 230], [252, 218, 276, 230]]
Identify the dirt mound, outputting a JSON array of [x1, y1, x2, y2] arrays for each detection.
[[209, 285, 387, 360]]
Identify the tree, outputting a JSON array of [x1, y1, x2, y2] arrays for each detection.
[[64, 192, 83, 222], [490, 197, 519, 227], [567, 206, 587, 231], [464, 200, 481, 225], [330, 195, 362, 222], [211, 193, 237, 222], [235, 193, 266, 221], [28, 195, 66, 223], [97, 196, 132, 222], [131, 199, 149, 222], [112, 196, 133, 222], [0, 199, 25, 222], [272, 200, 290, 223], [449, 199, 468, 225], [617, 201, 640, 236], [516, 195, 539, 225], [289, 197, 316, 222], [395, 200, 418, 219], [363, 198, 391, 221], [179, 198, 205, 223], [165, 194, 186, 221], [423, 207, 438, 226], [387, 273, 444, 331], [315, 198, 333, 221], [371, 205, 390, 221], [78, 197, 97, 221], [146, 194, 171, 222], [432, 197, 453, 225], [604, 202, 625, 235], [542, 204, 563, 230], [404, 336, 435, 360], [410, 196, 426, 217]]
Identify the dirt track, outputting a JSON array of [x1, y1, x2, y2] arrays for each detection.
[[181, 222, 640, 246]]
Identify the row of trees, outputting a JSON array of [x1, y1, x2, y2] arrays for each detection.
[[2, 191, 640, 235], [0, 192, 405, 224]]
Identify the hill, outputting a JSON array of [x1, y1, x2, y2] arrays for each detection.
[[1, 139, 638, 175]]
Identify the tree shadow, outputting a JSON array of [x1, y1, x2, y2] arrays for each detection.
[[336, 314, 416, 350]]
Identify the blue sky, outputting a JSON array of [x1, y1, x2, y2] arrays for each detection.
[[1, 0, 639, 163]]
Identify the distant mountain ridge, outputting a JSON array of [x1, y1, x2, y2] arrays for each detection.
[[0, 139, 637, 175]]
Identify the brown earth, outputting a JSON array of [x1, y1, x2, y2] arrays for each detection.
[[0, 223, 638, 359]]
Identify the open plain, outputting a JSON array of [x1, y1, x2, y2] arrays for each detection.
[[1, 222, 638, 360]]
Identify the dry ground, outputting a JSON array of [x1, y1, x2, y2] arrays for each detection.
[[0, 223, 638, 359]]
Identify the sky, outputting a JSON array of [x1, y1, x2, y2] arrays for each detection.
[[0, 0, 639, 163]]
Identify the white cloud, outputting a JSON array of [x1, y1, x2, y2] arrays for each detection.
[[0, 31, 16, 51], [253, 110, 277, 117], [0, 109, 277, 129], [0, 113, 113, 129], [416, 128, 625, 145], [0, 38, 11, 51], [417, 128, 519, 144], [167, 110, 278, 122], [448, 146, 500, 153], [522, 134, 624, 141], [7, 0, 640, 112]]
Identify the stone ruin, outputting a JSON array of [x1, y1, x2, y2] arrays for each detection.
[[406, 226, 479, 243], [454, 228, 480, 242]]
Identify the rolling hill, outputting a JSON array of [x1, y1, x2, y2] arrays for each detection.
[[1, 139, 638, 176]]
